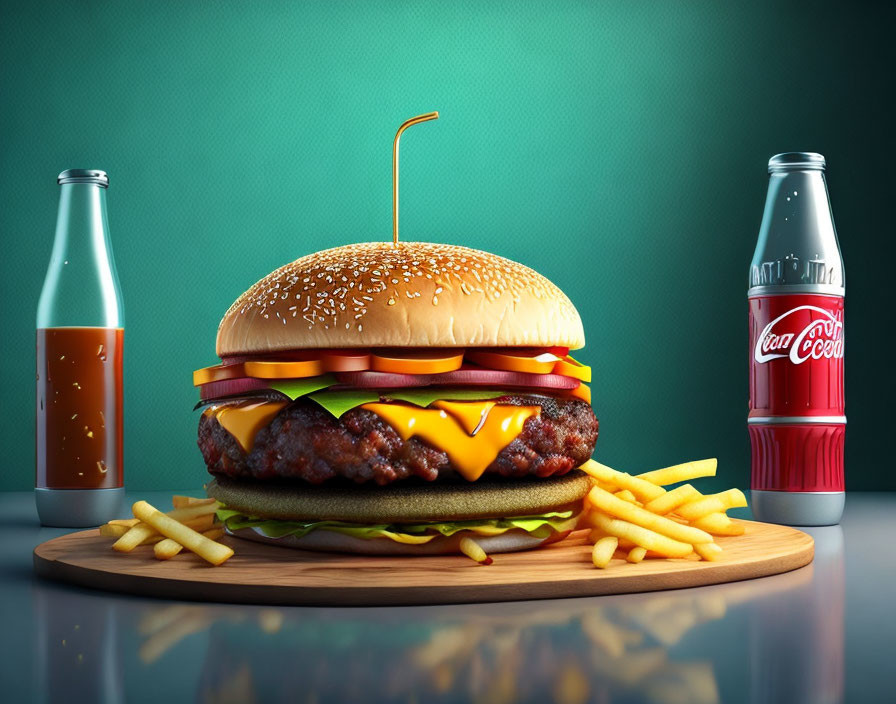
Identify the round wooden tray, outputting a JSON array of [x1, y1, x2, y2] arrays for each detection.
[[34, 519, 812, 606]]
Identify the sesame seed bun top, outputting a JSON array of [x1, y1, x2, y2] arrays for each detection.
[[216, 242, 585, 356]]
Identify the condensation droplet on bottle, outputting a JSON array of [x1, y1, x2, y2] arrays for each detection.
[[793, 191, 798, 196], [786, 197, 791, 201], [64, 260, 68, 265]]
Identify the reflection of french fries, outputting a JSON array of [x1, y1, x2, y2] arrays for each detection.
[[133, 501, 233, 565], [138, 611, 210, 664], [588, 512, 694, 559], [154, 527, 225, 560], [587, 487, 713, 545], [635, 459, 717, 486]]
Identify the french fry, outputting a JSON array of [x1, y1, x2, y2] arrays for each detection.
[[587, 487, 713, 545], [590, 528, 639, 550], [108, 518, 140, 527], [100, 523, 129, 538], [104, 520, 213, 543], [592, 536, 618, 568], [635, 458, 717, 486], [459, 537, 493, 565], [112, 502, 219, 553], [132, 501, 233, 566], [644, 484, 701, 515], [694, 542, 723, 561], [172, 495, 217, 509], [581, 460, 665, 502], [154, 528, 225, 560], [676, 489, 748, 521], [614, 489, 638, 503], [627, 546, 647, 563], [691, 513, 746, 536], [588, 511, 694, 559]]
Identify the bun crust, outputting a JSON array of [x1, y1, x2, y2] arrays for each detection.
[[216, 242, 584, 355]]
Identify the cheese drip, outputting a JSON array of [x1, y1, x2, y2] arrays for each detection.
[[203, 401, 286, 452], [361, 401, 540, 481]]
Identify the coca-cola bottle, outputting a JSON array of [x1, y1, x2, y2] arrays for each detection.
[[748, 152, 844, 525]]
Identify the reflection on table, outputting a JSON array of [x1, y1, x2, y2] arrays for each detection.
[[32, 526, 843, 704]]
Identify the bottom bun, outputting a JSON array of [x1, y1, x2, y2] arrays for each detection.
[[226, 525, 573, 556]]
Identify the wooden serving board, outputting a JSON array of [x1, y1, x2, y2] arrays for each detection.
[[33, 519, 812, 606]]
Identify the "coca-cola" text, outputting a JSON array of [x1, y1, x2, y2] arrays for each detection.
[[754, 305, 844, 365]]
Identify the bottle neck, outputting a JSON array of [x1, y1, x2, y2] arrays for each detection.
[[749, 169, 844, 295], [37, 183, 123, 328]]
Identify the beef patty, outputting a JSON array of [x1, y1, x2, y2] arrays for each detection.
[[197, 394, 598, 485]]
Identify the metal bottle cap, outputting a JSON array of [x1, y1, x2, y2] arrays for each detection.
[[57, 169, 109, 188], [768, 152, 826, 173]]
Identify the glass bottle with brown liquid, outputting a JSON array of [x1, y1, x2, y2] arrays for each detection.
[[36, 169, 124, 526]]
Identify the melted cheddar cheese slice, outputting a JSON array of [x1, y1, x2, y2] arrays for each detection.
[[361, 401, 540, 481], [203, 401, 287, 452]]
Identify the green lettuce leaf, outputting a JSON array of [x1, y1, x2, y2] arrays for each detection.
[[269, 374, 338, 400], [386, 387, 509, 407], [307, 386, 513, 418], [217, 508, 579, 545], [307, 389, 381, 417]]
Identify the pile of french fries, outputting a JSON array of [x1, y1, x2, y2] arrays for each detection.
[[580, 458, 747, 568], [99, 495, 233, 565]]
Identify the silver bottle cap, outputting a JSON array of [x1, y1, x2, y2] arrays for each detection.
[[768, 152, 826, 173], [57, 169, 109, 188]]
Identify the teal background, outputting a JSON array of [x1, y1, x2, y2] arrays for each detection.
[[1, 1, 893, 491]]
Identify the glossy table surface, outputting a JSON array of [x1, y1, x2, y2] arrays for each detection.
[[1, 491, 892, 704]]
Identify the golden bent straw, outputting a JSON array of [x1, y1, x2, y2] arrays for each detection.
[[393, 111, 439, 244]]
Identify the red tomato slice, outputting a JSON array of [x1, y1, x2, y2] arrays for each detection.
[[320, 350, 372, 372]]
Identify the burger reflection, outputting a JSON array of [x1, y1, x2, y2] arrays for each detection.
[[136, 594, 727, 704]]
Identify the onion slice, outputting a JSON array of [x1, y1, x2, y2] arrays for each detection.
[[199, 376, 275, 401], [430, 368, 580, 390], [334, 367, 579, 391], [334, 371, 428, 388]]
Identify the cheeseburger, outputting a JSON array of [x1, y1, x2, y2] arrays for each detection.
[[193, 241, 598, 557]]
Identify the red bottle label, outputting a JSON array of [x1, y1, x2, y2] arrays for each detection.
[[749, 294, 844, 418], [749, 293, 845, 493]]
